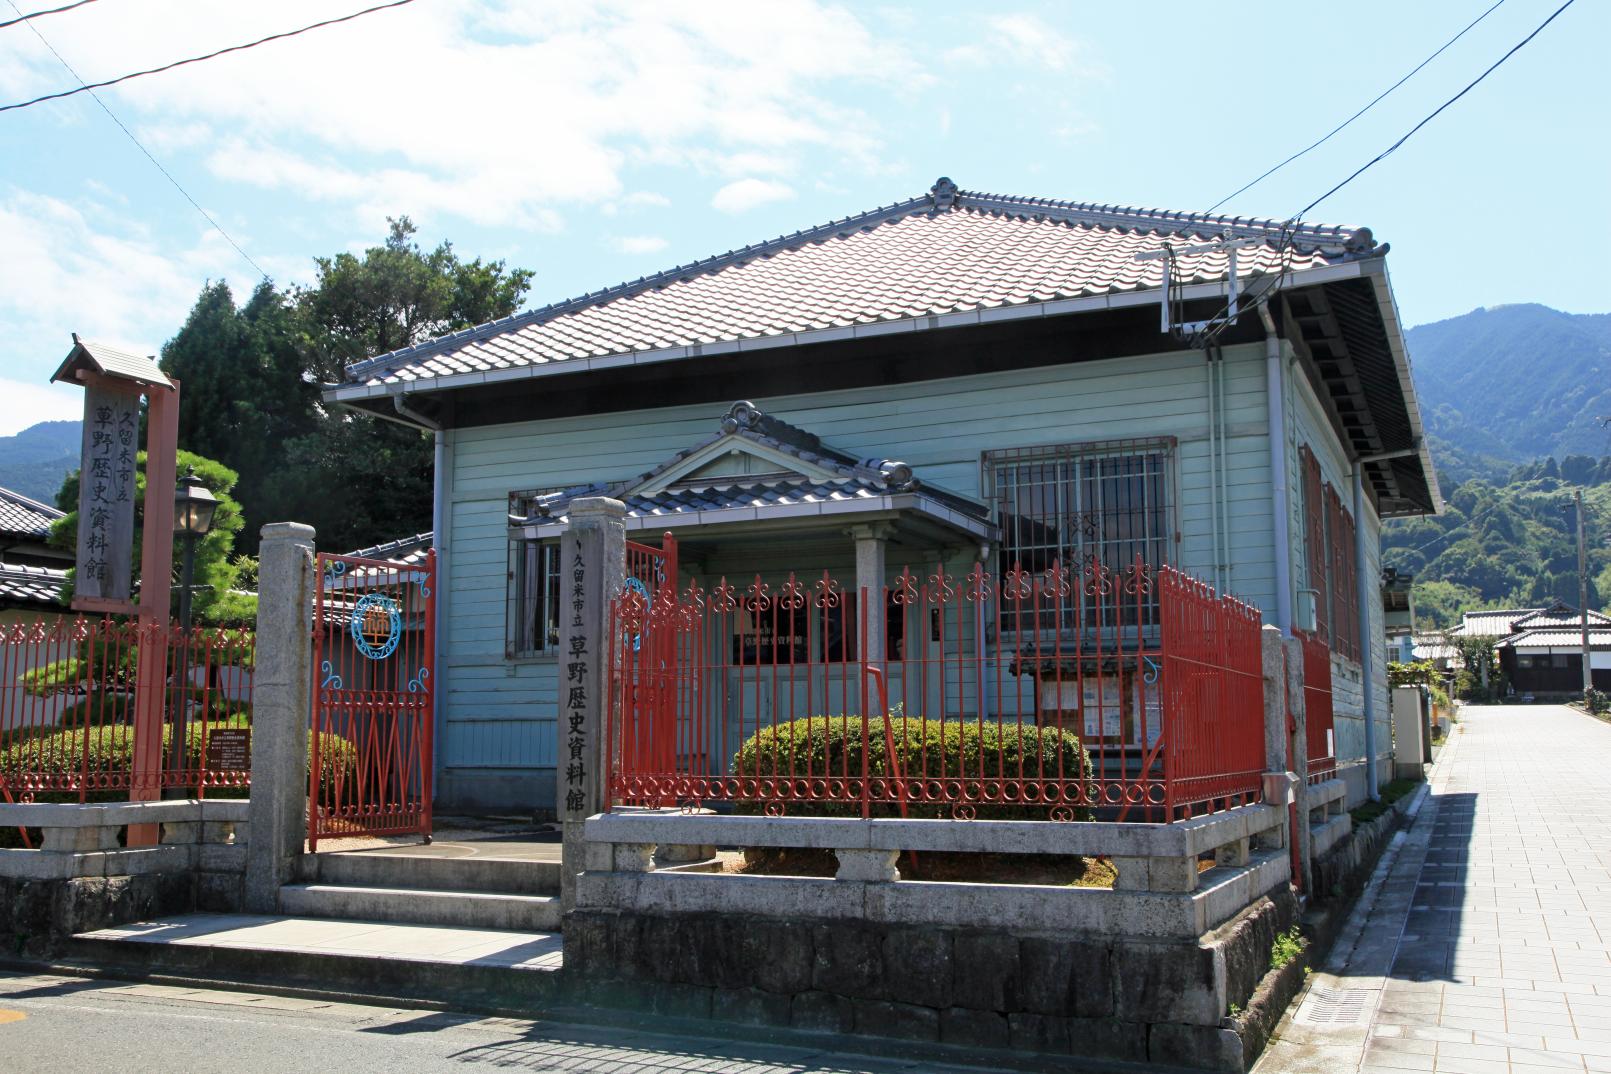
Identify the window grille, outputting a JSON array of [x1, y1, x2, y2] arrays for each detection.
[[507, 489, 562, 657], [984, 438, 1174, 631]]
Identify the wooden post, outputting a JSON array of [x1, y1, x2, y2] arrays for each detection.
[[127, 381, 180, 846]]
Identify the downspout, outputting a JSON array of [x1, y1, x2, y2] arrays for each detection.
[[1259, 304, 1293, 635], [1204, 352, 1222, 592], [1213, 344, 1233, 592], [394, 394, 448, 797], [1352, 462, 1378, 801]]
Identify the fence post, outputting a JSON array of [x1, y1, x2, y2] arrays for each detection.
[[558, 497, 626, 916], [1282, 635, 1313, 893], [244, 522, 315, 913]]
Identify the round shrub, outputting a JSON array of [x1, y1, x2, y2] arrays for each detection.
[[730, 715, 1092, 821]]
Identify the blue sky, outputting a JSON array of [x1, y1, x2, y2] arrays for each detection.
[[1, 0, 1605, 436]]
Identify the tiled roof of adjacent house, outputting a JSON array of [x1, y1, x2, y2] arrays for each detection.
[[1496, 627, 1611, 649], [1452, 608, 1543, 638], [336, 178, 1382, 392], [0, 486, 64, 540], [0, 562, 68, 607], [1509, 603, 1611, 631], [344, 531, 433, 568]]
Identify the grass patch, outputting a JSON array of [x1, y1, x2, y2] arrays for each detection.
[[1349, 777, 1420, 826], [1270, 926, 1304, 971]]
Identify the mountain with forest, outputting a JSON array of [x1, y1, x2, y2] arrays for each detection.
[[0, 420, 80, 504], [1385, 304, 1611, 626]]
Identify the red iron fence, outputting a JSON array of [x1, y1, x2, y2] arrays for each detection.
[[1298, 630, 1336, 782], [308, 549, 435, 850], [607, 556, 1267, 822], [0, 617, 255, 805]]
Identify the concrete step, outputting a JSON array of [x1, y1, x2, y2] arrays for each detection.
[[279, 883, 563, 932], [65, 912, 563, 1011], [309, 851, 561, 895]]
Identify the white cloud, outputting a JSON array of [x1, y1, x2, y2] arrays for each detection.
[[0, 379, 85, 438], [986, 14, 1080, 71], [0, 188, 244, 402], [611, 235, 669, 255], [622, 191, 671, 209], [711, 178, 795, 214], [4, 1, 924, 232]]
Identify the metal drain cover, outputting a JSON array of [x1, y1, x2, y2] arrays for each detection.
[[1298, 986, 1372, 1025]]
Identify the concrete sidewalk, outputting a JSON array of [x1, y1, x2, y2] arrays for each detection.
[[1257, 704, 1611, 1074]]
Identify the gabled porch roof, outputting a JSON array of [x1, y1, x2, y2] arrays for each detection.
[[509, 401, 994, 545]]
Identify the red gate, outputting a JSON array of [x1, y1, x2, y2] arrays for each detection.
[[309, 549, 436, 850]]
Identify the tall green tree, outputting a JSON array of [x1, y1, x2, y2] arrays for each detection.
[[160, 281, 315, 546], [159, 217, 533, 554]]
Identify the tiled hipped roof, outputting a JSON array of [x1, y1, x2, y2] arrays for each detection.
[[338, 178, 1382, 391], [0, 562, 68, 607], [0, 486, 64, 540]]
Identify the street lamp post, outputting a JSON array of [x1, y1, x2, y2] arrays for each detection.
[[163, 467, 217, 798]]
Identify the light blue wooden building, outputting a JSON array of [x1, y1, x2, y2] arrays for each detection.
[[325, 178, 1440, 813]]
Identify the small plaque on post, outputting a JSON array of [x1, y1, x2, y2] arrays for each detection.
[[205, 727, 252, 772]]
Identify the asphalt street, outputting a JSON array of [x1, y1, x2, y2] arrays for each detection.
[[0, 969, 1009, 1074]]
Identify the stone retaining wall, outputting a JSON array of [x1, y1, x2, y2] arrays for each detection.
[[566, 887, 1298, 1071]]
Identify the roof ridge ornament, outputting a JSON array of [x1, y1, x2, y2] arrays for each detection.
[[930, 176, 959, 210], [721, 400, 762, 434]]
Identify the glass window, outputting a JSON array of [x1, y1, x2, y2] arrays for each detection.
[[507, 488, 563, 657], [984, 439, 1173, 630]]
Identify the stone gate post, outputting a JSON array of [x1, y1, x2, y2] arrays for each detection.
[[558, 498, 626, 914], [244, 522, 315, 913]]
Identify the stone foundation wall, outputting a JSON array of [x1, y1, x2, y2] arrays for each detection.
[[0, 873, 193, 960], [565, 886, 1298, 1072]]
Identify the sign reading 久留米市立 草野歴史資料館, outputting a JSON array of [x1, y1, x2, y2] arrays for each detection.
[[74, 383, 139, 605]]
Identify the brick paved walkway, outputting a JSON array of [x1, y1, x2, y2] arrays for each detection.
[[1364, 703, 1611, 1074], [1263, 703, 1611, 1074]]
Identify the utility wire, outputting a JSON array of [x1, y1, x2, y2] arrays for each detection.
[[1205, 0, 1507, 214], [6, 0, 268, 280], [0, 0, 416, 114], [1294, 0, 1576, 221], [0, 0, 97, 31]]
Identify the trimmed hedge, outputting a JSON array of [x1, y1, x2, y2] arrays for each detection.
[[730, 715, 1092, 821], [0, 722, 357, 847]]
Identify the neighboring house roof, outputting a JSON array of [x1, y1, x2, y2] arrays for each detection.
[[513, 400, 993, 542], [1496, 627, 1611, 650], [0, 562, 68, 609], [1509, 603, 1611, 632], [0, 486, 64, 541], [1451, 608, 1544, 638], [1411, 637, 1458, 663], [336, 179, 1375, 394], [345, 531, 433, 568]]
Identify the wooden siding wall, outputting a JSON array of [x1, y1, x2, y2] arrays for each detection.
[[434, 340, 1291, 811], [1287, 350, 1390, 798]]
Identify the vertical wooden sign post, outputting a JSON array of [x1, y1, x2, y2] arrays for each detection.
[[53, 335, 180, 845]]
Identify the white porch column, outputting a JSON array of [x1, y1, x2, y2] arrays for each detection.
[[850, 524, 892, 666]]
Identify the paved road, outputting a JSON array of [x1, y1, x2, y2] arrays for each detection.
[[0, 968, 1009, 1074], [1262, 703, 1611, 1074]]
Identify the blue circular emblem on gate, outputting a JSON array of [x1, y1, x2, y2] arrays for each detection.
[[350, 593, 402, 660]]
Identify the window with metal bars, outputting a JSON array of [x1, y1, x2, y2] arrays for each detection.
[[1300, 446, 1329, 643], [1298, 447, 1361, 661], [507, 490, 562, 657], [984, 438, 1174, 631]]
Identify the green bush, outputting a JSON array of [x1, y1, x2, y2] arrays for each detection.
[[730, 715, 1092, 821], [0, 722, 356, 845], [19, 657, 85, 697], [54, 691, 136, 729]]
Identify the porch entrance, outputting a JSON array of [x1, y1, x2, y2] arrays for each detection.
[[308, 549, 437, 850]]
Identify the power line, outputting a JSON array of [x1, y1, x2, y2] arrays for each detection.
[[1294, 0, 1576, 221], [1205, 0, 1507, 214], [0, 0, 97, 31], [0, 0, 416, 114], [6, 0, 268, 280]]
